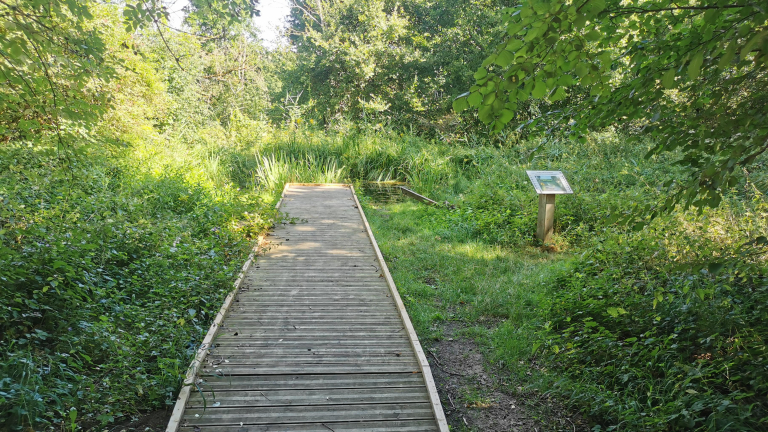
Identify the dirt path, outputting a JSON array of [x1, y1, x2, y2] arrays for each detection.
[[426, 323, 588, 432]]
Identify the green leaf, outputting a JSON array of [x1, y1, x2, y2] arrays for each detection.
[[719, 40, 737, 69], [703, 9, 719, 24], [505, 39, 523, 52], [688, 52, 704, 80], [585, 30, 601, 42], [707, 262, 724, 274], [495, 50, 514, 67], [478, 105, 494, 123], [740, 30, 767, 60], [452, 96, 469, 112], [575, 63, 589, 78], [467, 92, 483, 107], [531, 342, 541, 354], [550, 86, 566, 101], [574, 15, 587, 29], [498, 109, 514, 124], [531, 79, 546, 99], [474, 67, 488, 79], [662, 69, 676, 88], [589, 0, 605, 14], [8, 43, 23, 59]]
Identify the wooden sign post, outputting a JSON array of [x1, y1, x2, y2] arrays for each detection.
[[526, 171, 573, 243], [537, 194, 556, 242]]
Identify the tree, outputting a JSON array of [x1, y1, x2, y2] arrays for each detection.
[[0, 0, 259, 147], [184, 0, 260, 38], [0, 0, 114, 145], [455, 0, 768, 216], [287, 0, 514, 129]]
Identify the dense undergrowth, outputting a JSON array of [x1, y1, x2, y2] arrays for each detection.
[[3, 122, 766, 431], [0, 138, 278, 428]]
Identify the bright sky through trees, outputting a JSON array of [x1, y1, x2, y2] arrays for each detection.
[[166, 0, 290, 46]]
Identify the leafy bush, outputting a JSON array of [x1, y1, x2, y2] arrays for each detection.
[[0, 142, 276, 429], [534, 203, 768, 431]]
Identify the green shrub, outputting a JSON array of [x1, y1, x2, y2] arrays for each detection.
[[534, 204, 768, 431], [0, 142, 276, 429]]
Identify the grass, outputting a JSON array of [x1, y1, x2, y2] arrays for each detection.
[[362, 198, 570, 357]]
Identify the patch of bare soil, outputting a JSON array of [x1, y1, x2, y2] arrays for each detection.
[[85, 409, 171, 432], [426, 322, 588, 432]]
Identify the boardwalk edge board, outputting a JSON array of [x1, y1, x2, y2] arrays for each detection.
[[350, 185, 450, 431], [165, 183, 290, 432], [399, 186, 439, 206]]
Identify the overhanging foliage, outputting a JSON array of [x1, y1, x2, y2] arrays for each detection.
[[456, 0, 768, 215]]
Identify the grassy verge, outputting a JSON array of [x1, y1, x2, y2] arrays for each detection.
[[356, 153, 767, 431]]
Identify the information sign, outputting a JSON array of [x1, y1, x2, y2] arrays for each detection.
[[526, 171, 573, 194]]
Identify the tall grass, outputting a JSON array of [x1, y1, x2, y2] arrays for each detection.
[[253, 153, 347, 190]]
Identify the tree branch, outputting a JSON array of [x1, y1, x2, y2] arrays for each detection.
[[610, 4, 753, 16]]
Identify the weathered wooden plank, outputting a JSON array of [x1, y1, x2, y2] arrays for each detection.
[[245, 276, 383, 280], [186, 387, 430, 408], [223, 312, 401, 318], [237, 291, 392, 296], [202, 355, 416, 364], [251, 263, 380, 267], [242, 282, 390, 287], [219, 324, 403, 330], [196, 373, 427, 390], [215, 328, 405, 336], [212, 334, 409, 342], [227, 306, 398, 313], [200, 364, 420, 376], [240, 286, 391, 290], [203, 350, 413, 358], [209, 341, 412, 349], [234, 297, 394, 302], [183, 403, 434, 426], [209, 343, 411, 358], [399, 186, 439, 206], [221, 316, 402, 322], [232, 302, 395, 307], [179, 420, 439, 432], [226, 303, 394, 317]]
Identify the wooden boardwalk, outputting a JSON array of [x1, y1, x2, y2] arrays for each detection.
[[167, 184, 448, 432]]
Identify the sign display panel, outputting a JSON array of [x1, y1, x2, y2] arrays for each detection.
[[526, 170, 573, 194]]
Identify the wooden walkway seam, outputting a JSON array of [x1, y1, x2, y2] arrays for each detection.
[[166, 183, 447, 432]]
